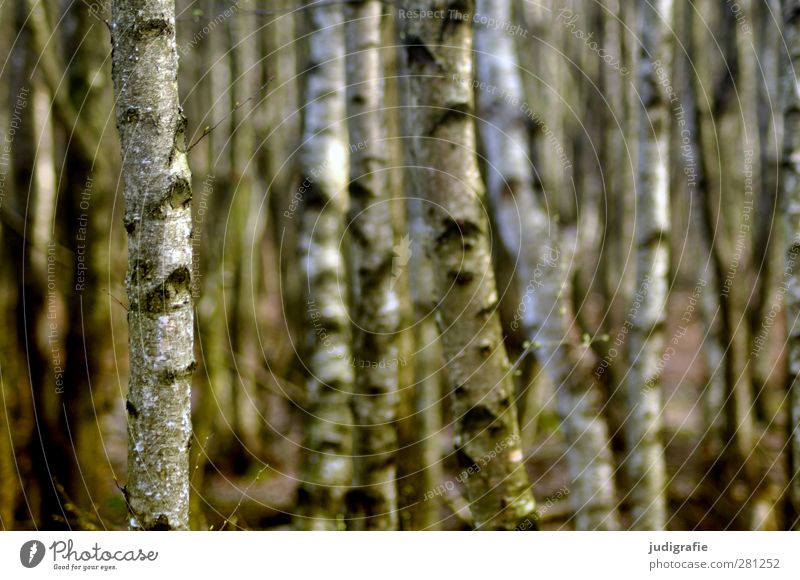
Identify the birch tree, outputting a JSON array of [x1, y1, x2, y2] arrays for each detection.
[[782, 0, 800, 530], [400, 0, 536, 530], [295, 2, 353, 530], [111, 0, 195, 530], [474, 0, 619, 530], [344, 0, 400, 530], [623, 0, 673, 530]]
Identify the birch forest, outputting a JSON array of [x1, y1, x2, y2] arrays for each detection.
[[3, 0, 800, 532]]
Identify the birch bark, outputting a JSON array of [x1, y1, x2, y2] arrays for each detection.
[[344, 0, 400, 530], [474, 0, 619, 530], [400, 0, 536, 530], [295, 2, 353, 530], [111, 0, 194, 530]]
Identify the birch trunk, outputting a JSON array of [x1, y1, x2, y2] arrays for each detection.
[[622, 0, 673, 530], [344, 0, 400, 530], [295, 2, 353, 530], [474, 0, 618, 530], [396, 46, 444, 530], [692, 1, 759, 524], [400, 0, 536, 530], [782, 0, 800, 530], [111, 0, 194, 530]]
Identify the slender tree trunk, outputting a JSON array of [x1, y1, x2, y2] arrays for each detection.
[[400, 0, 536, 530], [58, 0, 109, 520], [111, 0, 195, 530], [295, 1, 353, 530], [474, 0, 618, 530], [782, 0, 800, 531], [623, 0, 672, 530], [692, 1, 759, 527], [395, 45, 444, 530], [343, 0, 400, 530]]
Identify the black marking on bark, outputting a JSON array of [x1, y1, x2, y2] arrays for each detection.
[[461, 404, 498, 433], [159, 359, 196, 383], [788, 4, 800, 25], [436, 216, 482, 245], [129, 256, 156, 283], [348, 178, 372, 203], [448, 269, 474, 286], [121, 107, 160, 127], [477, 298, 499, 317], [150, 513, 173, 530], [126, 400, 139, 418], [404, 36, 436, 67], [170, 109, 189, 163], [123, 216, 137, 234], [300, 180, 327, 208], [136, 18, 174, 40], [430, 103, 471, 136], [440, 0, 471, 40], [123, 107, 139, 123], [168, 175, 192, 209], [455, 445, 478, 471], [144, 266, 192, 311]]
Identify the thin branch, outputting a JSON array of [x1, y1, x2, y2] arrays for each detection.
[[186, 77, 274, 153]]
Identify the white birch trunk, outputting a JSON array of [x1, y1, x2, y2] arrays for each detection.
[[782, 0, 800, 530], [474, 0, 619, 530], [296, 2, 353, 530], [400, 0, 536, 530], [344, 0, 400, 530], [111, 0, 194, 530], [623, 0, 673, 530]]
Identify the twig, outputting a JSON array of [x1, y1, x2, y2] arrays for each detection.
[[186, 77, 274, 153], [221, 464, 270, 530], [103, 288, 128, 312]]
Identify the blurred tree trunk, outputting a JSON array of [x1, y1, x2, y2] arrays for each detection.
[[10, 0, 71, 529], [57, 0, 110, 523], [623, 0, 672, 530], [692, 0, 759, 525], [750, 0, 783, 424], [782, 0, 800, 531], [400, 0, 536, 530], [343, 0, 400, 530], [395, 40, 444, 530], [400, 198, 444, 530], [295, 1, 353, 530], [111, 0, 195, 530], [474, 0, 618, 530]]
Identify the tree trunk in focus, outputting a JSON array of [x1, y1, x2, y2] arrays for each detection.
[[111, 0, 195, 530]]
